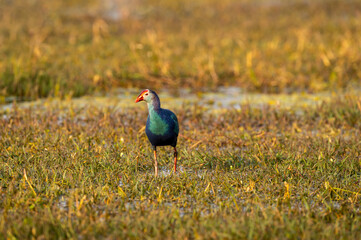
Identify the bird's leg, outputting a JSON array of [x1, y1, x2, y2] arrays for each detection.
[[173, 147, 177, 173], [153, 148, 158, 177]]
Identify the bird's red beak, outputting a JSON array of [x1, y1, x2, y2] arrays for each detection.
[[135, 95, 144, 103], [135, 90, 148, 103]]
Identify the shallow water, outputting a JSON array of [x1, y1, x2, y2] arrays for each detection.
[[2, 87, 359, 113]]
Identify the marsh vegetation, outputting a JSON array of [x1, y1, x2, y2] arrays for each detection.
[[1, 0, 361, 239]]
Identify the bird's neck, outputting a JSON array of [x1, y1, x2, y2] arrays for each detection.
[[147, 98, 161, 115]]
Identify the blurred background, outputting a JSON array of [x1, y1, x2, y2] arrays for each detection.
[[0, 0, 360, 102]]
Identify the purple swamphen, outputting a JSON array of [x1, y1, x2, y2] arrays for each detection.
[[135, 89, 179, 176]]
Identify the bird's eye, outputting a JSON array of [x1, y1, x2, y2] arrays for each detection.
[[145, 93, 148, 96]]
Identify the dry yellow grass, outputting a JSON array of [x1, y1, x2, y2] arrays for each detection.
[[1, 0, 361, 100]]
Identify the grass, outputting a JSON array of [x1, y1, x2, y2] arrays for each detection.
[[1, 95, 360, 239], [1, 0, 361, 100]]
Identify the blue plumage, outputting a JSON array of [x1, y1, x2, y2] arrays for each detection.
[[146, 108, 179, 149]]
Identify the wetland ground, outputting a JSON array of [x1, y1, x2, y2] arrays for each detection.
[[1, 0, 361, 239], [1, 90, 361, 239]]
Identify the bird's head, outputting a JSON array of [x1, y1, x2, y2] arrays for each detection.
[[135, 89, 154, 103]]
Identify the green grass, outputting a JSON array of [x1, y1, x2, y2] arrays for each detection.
[[1, 0, 361, 100], [1, 95, 360, 239]]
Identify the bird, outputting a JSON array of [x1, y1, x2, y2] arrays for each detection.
[[135, 89, 179, 177]]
